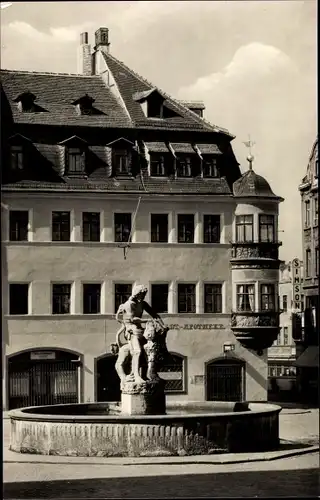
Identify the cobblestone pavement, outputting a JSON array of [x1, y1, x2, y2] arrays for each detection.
[[3, 408, 319, 498]]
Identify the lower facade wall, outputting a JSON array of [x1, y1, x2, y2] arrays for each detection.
[[3, 315, 268, 410]]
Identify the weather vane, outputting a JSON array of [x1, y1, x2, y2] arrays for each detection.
[[243, 135, 255, 170]]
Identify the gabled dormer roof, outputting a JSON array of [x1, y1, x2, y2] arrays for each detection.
[[58, 135, 88, 146], [106, 137, 136, 148], [133, 88, 163, 102], [71, 93, 95, 106], [13, 91, 36, 103]]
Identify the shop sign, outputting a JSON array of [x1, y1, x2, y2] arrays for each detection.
[[292, 258, 302, 310], [168, 324, 225, 331], [30, 351, 56, 360]]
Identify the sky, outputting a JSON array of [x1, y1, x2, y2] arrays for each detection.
[[1, 1, 317, 261]]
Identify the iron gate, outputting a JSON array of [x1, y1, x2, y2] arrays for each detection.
[[8, 351, 79, 410], [206, 358, 245, 402]]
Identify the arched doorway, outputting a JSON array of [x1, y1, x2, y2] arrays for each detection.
[[206, 357, 245, 402], [96, 355, 121, 402], [8, 349, 81, 410]]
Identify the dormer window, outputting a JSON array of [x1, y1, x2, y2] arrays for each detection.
[[114, 150, 130, 175], [177, 156, 192, 177], [10, 145, 24, 170], [150, 154, 165, 176], [203, 157, 219, 178], [72, 94, 95, 115], [148, 99, 163, 118], [13, 91, 44, 113], [67, 147, 85, 174]]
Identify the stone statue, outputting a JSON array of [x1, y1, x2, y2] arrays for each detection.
[[112, 284, 169, 390]]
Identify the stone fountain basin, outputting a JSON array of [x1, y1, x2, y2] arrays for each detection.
[[8, 401, 281, 457]]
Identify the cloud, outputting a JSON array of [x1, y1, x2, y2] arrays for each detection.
[[179, 43, 298, 97], [7, 21, 94, 43]]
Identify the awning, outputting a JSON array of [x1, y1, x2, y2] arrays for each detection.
[[293, 346, 319, 368], [144, 142, 169, 153], [170, 143, 195, 154], [196, 144, 222, 155]]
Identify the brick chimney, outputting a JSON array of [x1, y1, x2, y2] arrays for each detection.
[[77, 32, 92, 76], [94, 27, 110, 54]]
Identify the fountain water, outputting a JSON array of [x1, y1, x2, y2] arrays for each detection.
[[8, 285, 281, 457]]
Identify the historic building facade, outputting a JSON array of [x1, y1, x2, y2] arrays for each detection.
[[295, 137, 319, 403], [267, 259, 304, 399], [1, 28, 283, 410]]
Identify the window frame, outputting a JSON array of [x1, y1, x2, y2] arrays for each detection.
[[9, 210, 29, 242], [236, 284, 255, 312], [177, 283, 196, 313], [283, 326, 289, 345], [158, 352, 186, 394], [176, 155, 193, 178], [151, 283, 169, 313], [150, 154, 166, 177], [9, 283, 29, 315], [67, 147, 85, 175], [150, 213, 169, 243], [113, 149, 131, 176], [114, 283, 133, 314], [259, 214, 275, 243], [202, 156, 219, 178], [260, 283, 276, 311], [203, 214, 221, 243], [52, 283, 72, 315], [305, 200, 310, 227], [82, 212, 101, 242], [177, 214, 194, 243], [114, 212, 132, 243], [204, 283, 223, 313], [10, 145, 24, 171], [306, 249, 312, 277], [52, 211, 71, 242], [282, 295, 288, 312], [82, 283, 101, 314], [235, 215, 254, 243]]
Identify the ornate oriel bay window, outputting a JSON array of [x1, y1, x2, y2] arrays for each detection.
[[236, 284, 255, 312]]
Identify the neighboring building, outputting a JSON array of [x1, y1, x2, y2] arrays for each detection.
[[295, 138, 319, 403], [268, 259, 304, 399], [1, 28, 283, 410]]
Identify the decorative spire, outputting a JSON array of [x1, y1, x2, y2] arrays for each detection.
[[243, 135, 255, 171]]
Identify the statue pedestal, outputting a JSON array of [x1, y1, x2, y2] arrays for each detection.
[[121, 380, 166, 416]]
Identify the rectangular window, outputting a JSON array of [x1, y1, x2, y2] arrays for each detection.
[[235, 215, 253, 242], [282, 295, 288, 312], [114, 150, 130, 175], [236, 284, 255, 312], [114, 283, 132, 313], [283, 326, 289, 345], [68, 148, 84, 174], [177, 156, 192, 177], [203, 157, 218, 178], [52, 284, 71, 314], [259, 215, 275, 242], [151, 214, 168, 243], [313, 198, 318, 226], [306, 249, 311, 277], [82, 212, 100, 242], [315, 159, 318, 178], [83, 284, 101, 314], [150, 154, 165, 176], [178, 284, 196, 313], [316, 248, 319, 276], [305, 201, 310, 227], [261, 284, 275, 311], [178, 214, 194, 243], [10, 145, 24, 170], [204, 284, 222, 313], [203, 215, 220, 243], [9, 284, 29, 315], [114, 213, 131, 243], [151, 284, 169, 313], [9, 210, 28, 241], [52, 211, 70, 241]]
